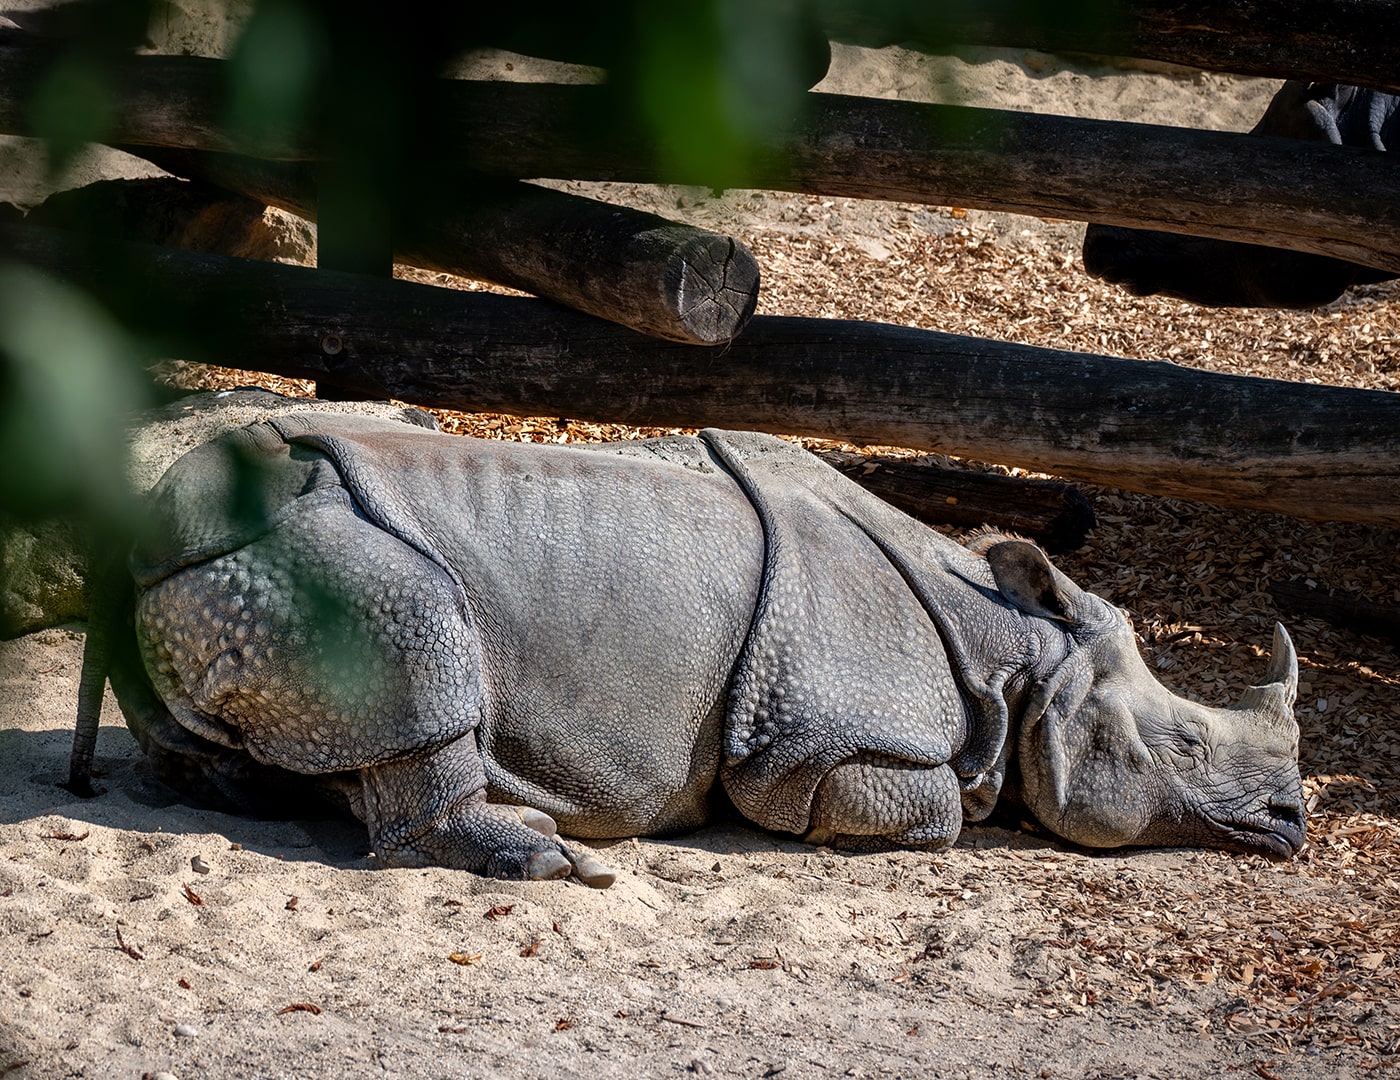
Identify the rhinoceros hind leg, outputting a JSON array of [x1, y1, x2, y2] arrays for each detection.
[[361, 737, 612, 884], [804, 754, 962, 852]]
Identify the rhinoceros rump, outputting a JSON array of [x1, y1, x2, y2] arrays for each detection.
[[1083, 81, 1399, 308], [114, 415, 1305, 886]]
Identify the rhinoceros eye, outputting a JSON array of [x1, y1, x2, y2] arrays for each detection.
[[1174, 727, 1210, 762], [1160, 715, 1209, 764]]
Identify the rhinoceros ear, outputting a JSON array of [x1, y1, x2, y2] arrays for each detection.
[[985, 540, 1086, 625]]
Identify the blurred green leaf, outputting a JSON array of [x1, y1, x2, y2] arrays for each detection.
[[29, 55, 115, 176], [630, 1, 822, 187], [0, 264, 150, 523], [226, 0, 328, 157]]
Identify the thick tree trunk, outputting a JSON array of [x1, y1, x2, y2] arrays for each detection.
[[124, 150, 759, 345], [8, 223, 1398, 528], [4, 47, 1400, 271]]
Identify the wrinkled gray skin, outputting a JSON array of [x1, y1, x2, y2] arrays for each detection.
[[118, 414, 1306, 887], [1084, 82, 1399, 308]]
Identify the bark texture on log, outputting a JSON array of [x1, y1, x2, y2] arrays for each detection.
[[8, 223, 1398, 529], [816, 453, 1096, 554], [4, 48, 1400, 271], [129, 149, 759, 344], [1271, 579, 1400, 642]]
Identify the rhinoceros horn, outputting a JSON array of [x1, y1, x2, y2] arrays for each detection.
[[1235, 623, 1300, 717]]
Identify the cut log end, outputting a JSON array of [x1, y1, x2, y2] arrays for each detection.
[[664, 232, 761, 344]]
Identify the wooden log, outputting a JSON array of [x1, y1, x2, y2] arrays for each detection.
[[472, 2, 1400, 96], [10, 3, 1400, 95], [467, 4, 836, 91], [442, 83, 1400, 276], [815, 0, 1400, 94], [1270, 579, 1400, 642], [0, 42, 253, 156], [814, 453, 1096, 554], [397, 181, 760, 345], [8, 222, 1400, 528], [4, 48, 1400, 271], [124, 149, 760, 345]]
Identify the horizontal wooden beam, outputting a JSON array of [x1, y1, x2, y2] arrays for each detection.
[[3, 43, 1397, 272], [118, 150, 759, 344], [815, 0, 1400, 95], [0, 41, 249, 155], [443, 83, 1400, 275], [1270, 579, 1400, 642], [9, 222, 1399, 527], [467, 2, 1400, 95], [815, 452, 1096, 554], [10, 3, 1400, 95]]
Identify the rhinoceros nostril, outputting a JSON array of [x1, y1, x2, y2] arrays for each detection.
[[1267, 797, 1306, 832]]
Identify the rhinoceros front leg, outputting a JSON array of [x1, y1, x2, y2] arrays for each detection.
[[804, 754, 963, 852]]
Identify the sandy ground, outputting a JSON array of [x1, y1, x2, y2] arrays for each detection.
[[3, 626, 1390, 1080], [3, 44, 1400, 1080]]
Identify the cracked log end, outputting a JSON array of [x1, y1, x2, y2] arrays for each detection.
[[665, 232, 761, 345]]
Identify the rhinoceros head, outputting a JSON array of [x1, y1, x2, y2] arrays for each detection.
[[986, 541, 1305, 857]]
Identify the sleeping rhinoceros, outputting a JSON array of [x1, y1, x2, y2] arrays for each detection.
[[1084, 81, 1398, 308], [92, 414, 1305, 886]]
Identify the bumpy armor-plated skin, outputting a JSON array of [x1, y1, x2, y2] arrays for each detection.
[[123, 415, 1308, 885]]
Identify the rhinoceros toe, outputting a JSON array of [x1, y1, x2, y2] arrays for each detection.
[[523, 849, 572, 881], [513, 806, 559, 837]]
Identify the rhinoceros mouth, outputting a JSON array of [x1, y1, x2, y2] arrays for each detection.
[[1207, 813, 1307, 859]]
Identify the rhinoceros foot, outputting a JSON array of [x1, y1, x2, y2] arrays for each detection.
[[803, 752, 964, 851], [361, 741, 616, 886]]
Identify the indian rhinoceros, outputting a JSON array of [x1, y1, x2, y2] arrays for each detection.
[[1083, 81, 1398, 308], [85, 414, 1305, 887]]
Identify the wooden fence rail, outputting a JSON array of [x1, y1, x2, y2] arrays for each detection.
[[4, 44, 1400, 272], [423, 1, 1400, 97], [817, 0, 1400, 95], [8, 223, 1399, 527], [446, 83, 1400, 275]]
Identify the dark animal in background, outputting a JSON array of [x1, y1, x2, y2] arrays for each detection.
[[1083, 82, 1399, 308]]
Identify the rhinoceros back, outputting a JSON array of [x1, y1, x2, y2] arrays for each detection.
[[251, 415, 770, 837]]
